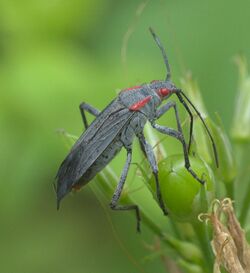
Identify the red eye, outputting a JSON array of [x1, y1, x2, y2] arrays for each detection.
[[158, 88, 170, 97]]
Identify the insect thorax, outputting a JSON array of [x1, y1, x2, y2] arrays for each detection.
[[119, 84, 161, 117]]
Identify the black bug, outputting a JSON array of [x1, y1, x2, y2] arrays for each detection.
[[56, 28, 218, 232]]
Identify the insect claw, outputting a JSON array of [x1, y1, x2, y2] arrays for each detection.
[[197, 176, 205, 185], [163, 209, 168, 216], [198, 177, 205, 185], [160, 204, 168, 216]]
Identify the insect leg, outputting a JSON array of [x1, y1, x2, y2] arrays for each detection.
[[109, 149, 141, 232], [175, 94, 194, 153], [79, 102, 100, 130], [138, 133, 168, 215], [152, 103, 204, 184], [156, 101, 194, 153]]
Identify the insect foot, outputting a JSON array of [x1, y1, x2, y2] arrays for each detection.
[[109, 201, 141, 233], [187, 168, 206, 185]]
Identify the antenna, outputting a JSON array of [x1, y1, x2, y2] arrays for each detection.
[[149, 27, 171, 81], [177, 91, 219, 168]]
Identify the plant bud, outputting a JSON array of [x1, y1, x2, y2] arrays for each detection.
[[231, 55, 250, 141], [177, 259, 203, 273], [164, 235, 203, 264], [206, 118, 236, 182], [180, 73, 213, 165]]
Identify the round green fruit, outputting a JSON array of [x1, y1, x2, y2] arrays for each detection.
[[148, 154, 215, 222]]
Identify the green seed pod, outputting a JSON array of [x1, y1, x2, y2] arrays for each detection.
[[231, 55, 250, 141], [180, 73, 213, 165], [206, 118, 236, 183], [192, 118, 213, 165], [148, 155, 215, 222], [180, 73, 232, 176]]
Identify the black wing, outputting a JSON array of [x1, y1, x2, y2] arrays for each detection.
[[56, 98, 134, 206]]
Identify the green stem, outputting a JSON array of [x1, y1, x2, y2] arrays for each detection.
[[169, 220, 183, 240], [141, 212, 164, 236], [225, 181, 234, 200], [239, 177, 250, 226], [234, 142, 250, 224], [192, 222, 213, 273]]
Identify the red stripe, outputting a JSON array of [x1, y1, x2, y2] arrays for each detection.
[[129, 96, 152, 111]]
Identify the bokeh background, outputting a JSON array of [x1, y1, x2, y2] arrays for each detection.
[[1, 0, 250, 272]]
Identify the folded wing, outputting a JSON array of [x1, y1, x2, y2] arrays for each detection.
[[56, 99, 134, 207]]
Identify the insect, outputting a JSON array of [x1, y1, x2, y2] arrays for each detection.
[[56, 27, 218, 232]]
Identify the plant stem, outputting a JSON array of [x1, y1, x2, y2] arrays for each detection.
[[225, 181, 234, 200], [192, 222, 213, 273], [234, 142, 250, 225], [239, 176, 250, 226]]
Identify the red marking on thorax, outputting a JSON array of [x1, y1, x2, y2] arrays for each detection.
[[123, 85, 141, 91], [157, 88, 171, 97], [129, 96, 152, 111]]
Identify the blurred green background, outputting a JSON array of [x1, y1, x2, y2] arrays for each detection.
[[1, 0, 250, 272]]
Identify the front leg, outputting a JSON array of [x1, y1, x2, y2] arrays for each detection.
[[79, 102, 100, 130], [152, 102, 204, 185], [157, 101, 193, 152]]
